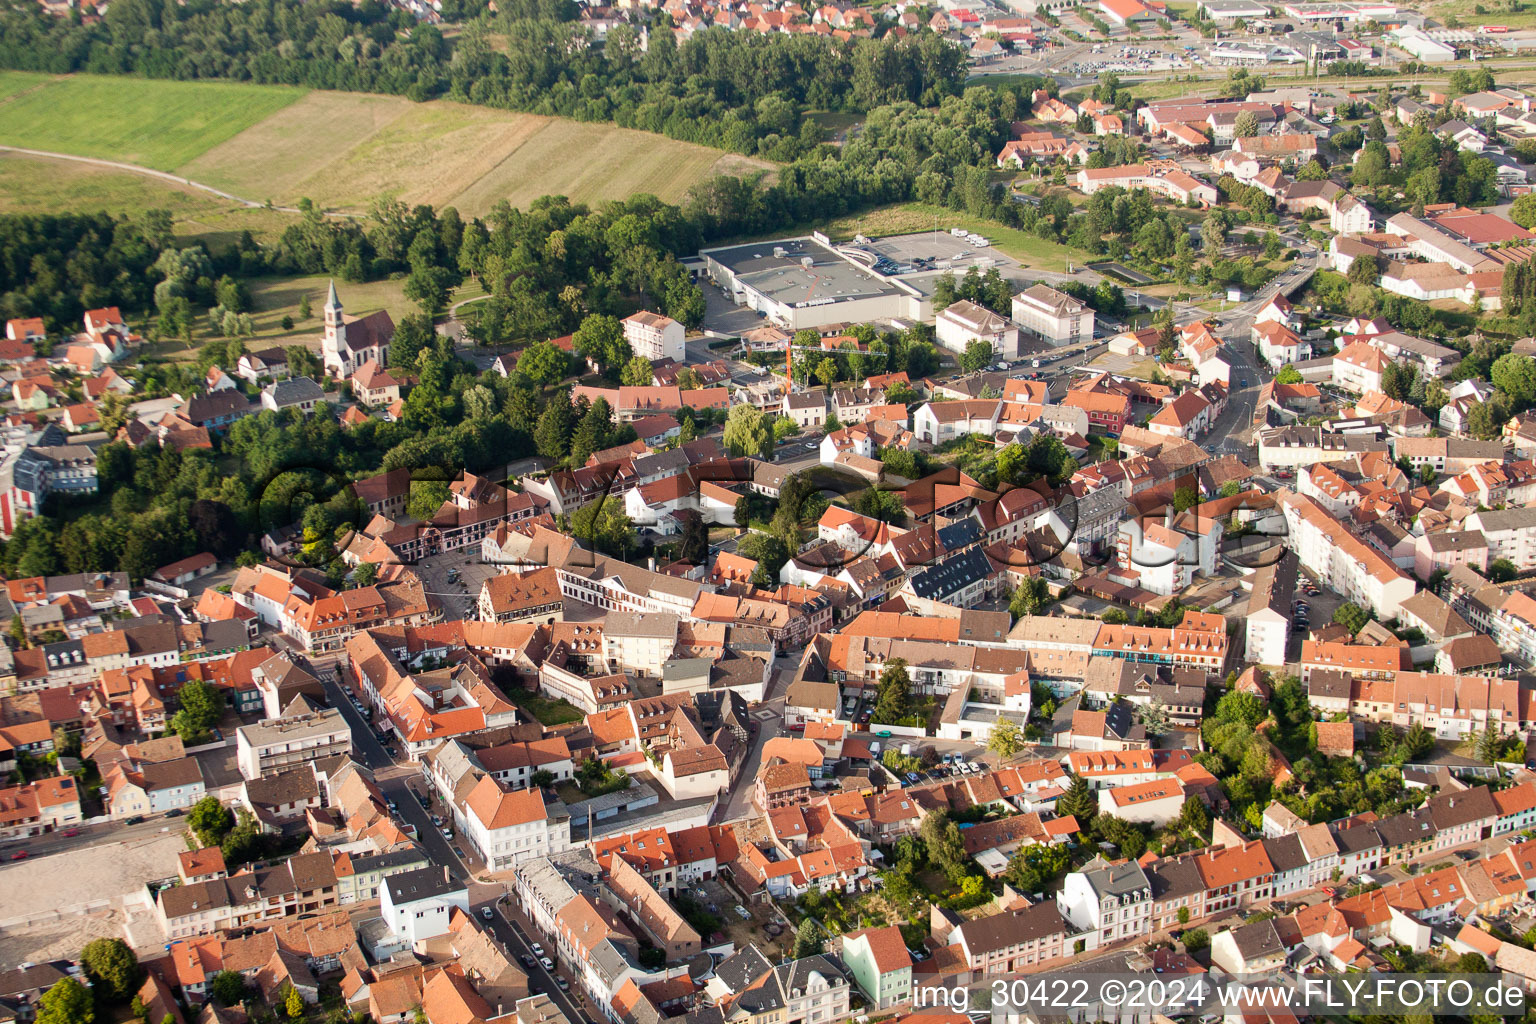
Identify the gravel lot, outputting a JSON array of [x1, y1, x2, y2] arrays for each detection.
[[0, 829, 186, 959]]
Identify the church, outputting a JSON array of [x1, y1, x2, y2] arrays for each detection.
[[321, 281, 393, 379]]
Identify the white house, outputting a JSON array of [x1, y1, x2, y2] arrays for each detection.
[[1058, 859, 1153, 952], [458, 776, 571, 872], [380, 866, 469, 949]]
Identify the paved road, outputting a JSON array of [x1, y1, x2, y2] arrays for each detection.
[[321, 675, 592, 1019], [0, 812, 189, 858], [321, 675, 471, 879], [485, 902, 591, 1024], [1185, 241, 1322, 455], [715, 658, 792, 824]]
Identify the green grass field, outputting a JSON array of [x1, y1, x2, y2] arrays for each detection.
[[0, 151, 300, 247], [1431, 0, 1536, 29], [0, 71, 52, 102], [0, 73, 304, 169], [0, 71, 774, 218]]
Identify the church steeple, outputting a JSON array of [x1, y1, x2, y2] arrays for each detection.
[[324, 280, 342, 325], [322, 280, 347, 379]]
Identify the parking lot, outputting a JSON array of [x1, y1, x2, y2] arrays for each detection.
[[864, 230, 1022, 287], [416, 548, 503, 619], [887, 751, 992, 789]]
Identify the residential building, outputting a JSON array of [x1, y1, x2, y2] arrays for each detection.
[[1012, 285, 1095, 348], [622, 312, 686, 364]]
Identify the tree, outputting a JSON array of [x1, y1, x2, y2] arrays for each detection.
[[920, 810, 969, 880], [1182, 928, 1209, 953], [621, 355, 655, 387], [814, 357, 838, 389], [535, 396, 576, 461], [1492, 354, 1536, 409], [1178, 796, 1210, 835], [872, 658, 912, 725], [36, 979, 93, 1024], [792, 919, 823, 959], [572, 314, 631, 378], [1477, 723, 1503, 765], [286, 985, 305, 1020], [677, 510, 708, 565], [220, 807, 263, 865], [188, 499, 240, 557], [723, 404, 771, 459], [1057, 774, 1097, 826], [1233, 110, 1260, 138], [81, 939, 141, 1002], [570, 398, 614, 466], [1201, 211, 1226, 251], [1332, 602, 1370, 635], [1346, 252, 1380, 286], [405, 480, 450, 520], [531, 769, 556, 789], [9, 614, 25, 650], [961, 339, 994, 373], [1010, 576, 1050, 619], [1456, 952, 1491, 973], [1401, 722, 1435, 761], [988, 718, 1023, 759], [1173, 485, 1200, 514], [1274, 365, 1303, 384], [1488, 558, 1519, 583], [1513, 194, 1536, 229], [170, 678, 223, 744], [188, 795, 235, 849], [1295, 159, 1329, 181], [352, 562, 378, 588], [517, 341, 571, 386]]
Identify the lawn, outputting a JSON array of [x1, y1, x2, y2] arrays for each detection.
[[0, 72, 304, 170], [0, 71, 52, 102], [142, 272, 483, 362], [0, 151, 300, 246], [505, 687, 585, 727]]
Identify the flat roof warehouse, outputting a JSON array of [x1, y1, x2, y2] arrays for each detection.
[[707, 238, 902, 306], [700, 236, 929, 330]]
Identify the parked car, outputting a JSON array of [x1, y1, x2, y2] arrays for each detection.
[[11, 850, 27, 860], [734, 905, 752, 920], [539, 958, 555, 972], [482, 906, 495, 920], [165, 808, 183, 818], [521, 955, 535, 968], [124, 816, 144, 825], [59, 828, 80, 838], [556, 978, 569, 992], [531, 943, 545, 956]]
